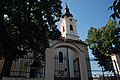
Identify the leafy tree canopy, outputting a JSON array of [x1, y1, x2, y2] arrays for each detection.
[[86, 20, 119, 71], [0, 0, 62, 77], [0, 0, 62, 59], [109, 0, 120, 22]]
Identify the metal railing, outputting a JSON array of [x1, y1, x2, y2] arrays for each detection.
[[87, 58, 119, 80], [0, 57, 45, 78]]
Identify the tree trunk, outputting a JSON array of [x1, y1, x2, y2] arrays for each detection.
[[0, 57, 14, 79]]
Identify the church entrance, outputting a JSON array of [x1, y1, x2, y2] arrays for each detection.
[[30, 60, 45, 78], [54, 48, 80, 80], [73, 58, 80, 78]]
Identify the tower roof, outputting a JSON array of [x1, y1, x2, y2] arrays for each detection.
[[62, 4, 73, 18]]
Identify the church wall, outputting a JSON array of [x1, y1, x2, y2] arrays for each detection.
[[48, 39, 90, 80], [111, 54, 120, 75], [68, 49, 75, 77], [0, 39, 90, 80]]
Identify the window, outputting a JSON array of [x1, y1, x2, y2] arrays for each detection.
[[63, 26, 65, 32], [69, 18, 72, 21], [59, 51, 63, 63], [70, 24, 73, 31]]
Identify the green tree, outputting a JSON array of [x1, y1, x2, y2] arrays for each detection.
[[86, 20, 119, 71], [109, 0, 120, 21], [0, 0, 62, 78]]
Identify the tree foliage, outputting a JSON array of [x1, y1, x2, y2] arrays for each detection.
[[0, 0, 62, 78], [109, 0, 120, 21], [86, 20, 119, 71]]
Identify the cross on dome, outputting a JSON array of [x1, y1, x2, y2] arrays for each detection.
[[62, 3, 73, 18]]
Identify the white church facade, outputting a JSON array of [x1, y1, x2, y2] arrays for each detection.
[[1, 5, 92, 80], [45, 5, 91, 80]]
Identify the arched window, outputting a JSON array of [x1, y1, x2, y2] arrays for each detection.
[[59, 51, 63, 63], [70, 24, 73, 31], [63, 26, 65, 32]]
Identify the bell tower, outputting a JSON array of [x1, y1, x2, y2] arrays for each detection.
[[60, 4, 79, 40]]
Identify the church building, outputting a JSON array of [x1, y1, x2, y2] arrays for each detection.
[[1, 4, 91, 80], [45, 5, 91, 80]]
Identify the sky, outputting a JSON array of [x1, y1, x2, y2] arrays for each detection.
[[59, 0, 114, 57], [59, 0, 115, 72], [60, 0, 114, 41]]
